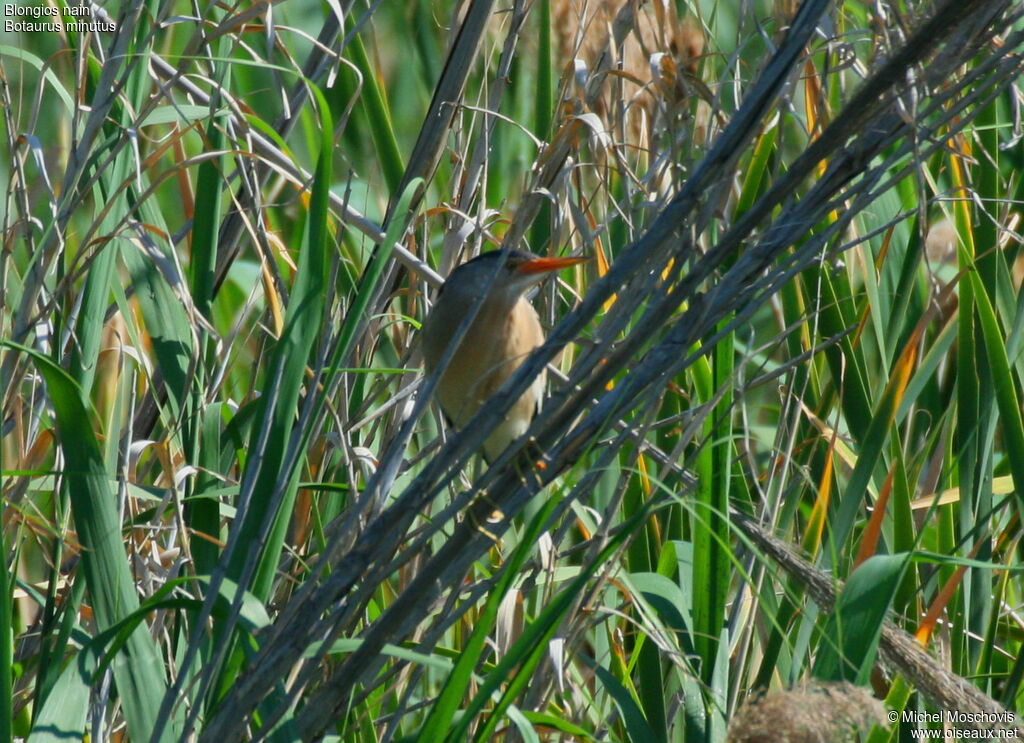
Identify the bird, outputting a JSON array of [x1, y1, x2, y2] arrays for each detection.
[[421, 249, 588, 462]]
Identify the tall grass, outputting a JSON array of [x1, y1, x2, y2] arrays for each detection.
[[2, 0, 1024, 740]]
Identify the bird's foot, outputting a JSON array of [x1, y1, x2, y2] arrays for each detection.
[[513, 436, 550, 490], [467, 489, 504, 544]]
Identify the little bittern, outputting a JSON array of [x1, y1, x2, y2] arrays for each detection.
[[422, 250, 587, 462]]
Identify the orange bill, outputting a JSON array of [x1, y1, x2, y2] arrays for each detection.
[[515, 255, 590, 275]]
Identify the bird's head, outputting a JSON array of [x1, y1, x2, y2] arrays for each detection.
[[441, 250, 589, 306]]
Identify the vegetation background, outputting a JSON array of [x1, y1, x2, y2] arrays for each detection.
[[2, 0, 1024, 740]]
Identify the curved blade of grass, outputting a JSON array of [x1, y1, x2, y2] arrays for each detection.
[[0, 45, 76, 110], [120, 228, 193, 421], [591, 662, 659, 743], [27, 631, 98, 743], [813, 554, 907, 684], [29, 573, 269, 742], [962, 248, 1024, 506], [2, 341, 177, 743], [227, 90, 334, 600], [631, 567, 699, 741], [31, 574, 86, 732], [520, 711, 594, 740], [343, 16, 404, 195]]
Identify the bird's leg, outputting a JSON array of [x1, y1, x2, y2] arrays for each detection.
[[506, 437, 558, 531], [513, 436, 549, 491], [464, 439, 551, 543], [466, 487, 505, 544]]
